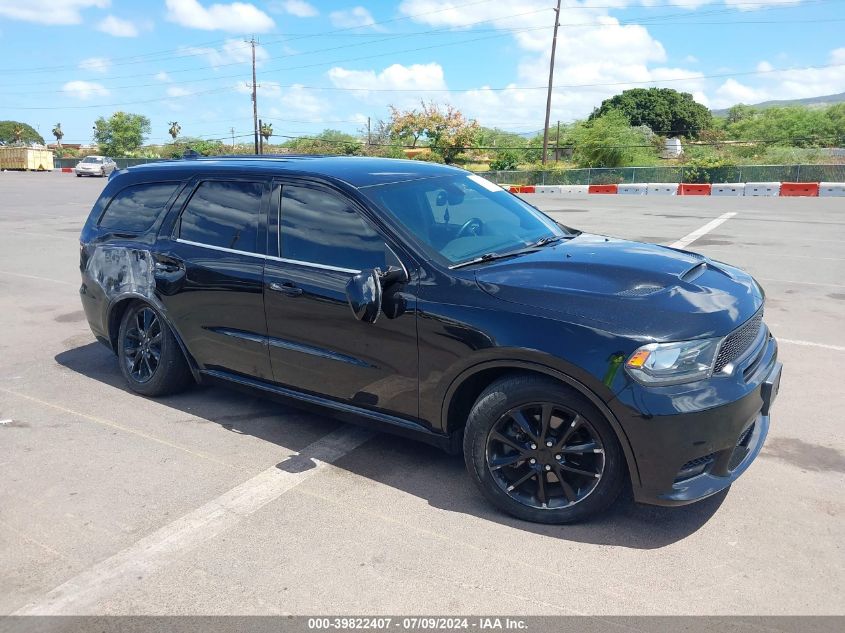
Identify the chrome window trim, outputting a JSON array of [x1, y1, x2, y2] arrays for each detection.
[[175, 238, 361, 274], [175, 238, 265, 259]]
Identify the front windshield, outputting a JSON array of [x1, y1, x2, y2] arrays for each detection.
[[362, 174, 565, 266], [82, 157, 103, 163]]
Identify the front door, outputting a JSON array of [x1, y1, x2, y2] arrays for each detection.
[[156, 177, 272, 380], [263, 181, 419, 420]]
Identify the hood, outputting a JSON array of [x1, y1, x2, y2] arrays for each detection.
[[475, 233, 764, 341]]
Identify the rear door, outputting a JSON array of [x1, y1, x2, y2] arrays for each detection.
[[155, 176, 273, 380], [263, 180, 419, 420]]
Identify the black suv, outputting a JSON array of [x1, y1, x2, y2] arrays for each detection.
[[79, 157, 782, 523]]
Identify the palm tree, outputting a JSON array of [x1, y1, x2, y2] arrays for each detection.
[[168, 121, 181, 140], [12, 125, 24, 145], [52, 123, 64, 147], [260, 122, 273, 142]]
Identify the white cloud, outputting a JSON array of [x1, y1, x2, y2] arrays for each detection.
[[387, 1, 707, 126], [155, 71, 172, 82], [328, 63, 447, 96], [710, 48, 845, 108], [258, 84, 331, 122], [0, 0, 108, 25], [724, 0, 802, 11], [182, 38, 268, 69], [166, 86, 192, 97], [329, 6, 377, 29], [79, 56, 110, 73], [271, 0, 317, 17], [97, 15, 139, 37], [62, 80, 109, 100], [165, 0, 274, 32]]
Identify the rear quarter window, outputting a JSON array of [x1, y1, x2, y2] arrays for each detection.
[[98, 182, 180, 233]]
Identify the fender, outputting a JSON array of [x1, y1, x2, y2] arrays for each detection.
[[106, 292, 202, 382], [441, 358, 641, 487]]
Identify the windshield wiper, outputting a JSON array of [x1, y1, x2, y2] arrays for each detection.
[[450, 248, 538, 269], [530, 233, 578, 248]]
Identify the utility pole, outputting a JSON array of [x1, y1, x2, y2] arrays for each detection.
[[367, 117, 372, 146], [555, 120, 560, 162], [230, 127, 235, 148], [246, 35, 260, 155], [258, 118, 264, 155], [541, 0, 562, 165]]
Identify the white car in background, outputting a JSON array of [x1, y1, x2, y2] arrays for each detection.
[[75, 156, 116, 178]]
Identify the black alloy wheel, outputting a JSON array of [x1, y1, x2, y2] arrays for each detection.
[[464, 374, 624, 523], [486, 403, 605, 509], [122, 306, 162, 383]]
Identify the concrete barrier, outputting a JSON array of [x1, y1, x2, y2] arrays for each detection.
[[647, 183, 679, 195], [535, 186, 563, 194], [711, 183, 745, 196], [819, 182, 845, 197], [679, 183, 712, 196], [745, 182, 780, 196], [780, 182, 819, 197], [559, 185, 589, 195], [618, 183, 648, 195], [588, 184, 618, 194]]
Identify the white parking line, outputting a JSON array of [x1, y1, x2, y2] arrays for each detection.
[[0, 270, 77, 286], [12, 425, 374, 615], [779, 338, 845, 352], [668, 212, 737, 249]]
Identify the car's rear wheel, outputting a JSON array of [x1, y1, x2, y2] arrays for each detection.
[[117, 302, 193, 396], [463, 374, 624, 524]]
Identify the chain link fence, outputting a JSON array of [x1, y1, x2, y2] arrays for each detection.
[[478, 165, 845, 186]]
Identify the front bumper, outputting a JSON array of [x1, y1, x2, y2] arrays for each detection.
[[613, 336, 781, 506]]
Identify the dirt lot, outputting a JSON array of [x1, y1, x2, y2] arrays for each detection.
[[0, 172, 843, 615]]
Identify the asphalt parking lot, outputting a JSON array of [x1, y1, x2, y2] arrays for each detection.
[[0, 171, 843, 616]]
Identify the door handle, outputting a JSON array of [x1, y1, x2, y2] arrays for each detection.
[[268, 281, 303, 296]]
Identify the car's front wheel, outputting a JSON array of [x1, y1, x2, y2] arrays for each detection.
[[117, 302, 193, 396], [463, 374, 625, 524]]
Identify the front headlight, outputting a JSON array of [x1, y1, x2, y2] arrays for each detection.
[[625, 338, 721, 386]]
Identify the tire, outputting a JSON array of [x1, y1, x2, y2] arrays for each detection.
[[463, 374, 625, 524], [117, 301, 193, 397]]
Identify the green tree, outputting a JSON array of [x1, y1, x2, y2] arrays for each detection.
[[388, 101, 479, 164], [260, 122, 273, 142], [168, 121, 181, 140], [490, 150, 520, 171], [0, 121, 44, 145], [571, 111, 654, 168], [92, 112, 151, 156], [52, 123, 64, 146], [282, 129, 362, 155], [589, 88, 712, 138], [723, 106, 838, 147]]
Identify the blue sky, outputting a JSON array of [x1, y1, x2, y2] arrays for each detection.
[[1, 0, 844, 146]]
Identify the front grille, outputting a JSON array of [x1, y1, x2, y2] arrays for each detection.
[[715, 308, 764, 372]]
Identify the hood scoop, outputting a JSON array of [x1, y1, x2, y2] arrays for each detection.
[[680, 262, 708, 282]]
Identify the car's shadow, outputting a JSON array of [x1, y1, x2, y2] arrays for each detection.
[[55, 343, 726, 550]]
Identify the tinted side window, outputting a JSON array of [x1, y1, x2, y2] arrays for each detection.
[[280, 185, 386, 271], [99, 182, 179, 232], [179, 180, 263, 253]]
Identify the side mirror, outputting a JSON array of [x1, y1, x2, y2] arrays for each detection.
[[345, 269, 382, 324]]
